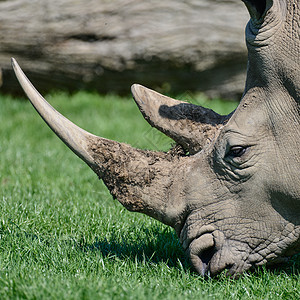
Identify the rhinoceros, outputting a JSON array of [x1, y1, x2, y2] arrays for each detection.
[[12, 0, 299, 277]]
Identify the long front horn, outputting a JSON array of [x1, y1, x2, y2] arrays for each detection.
[[12, 58, 97, 168], [11, 58, 187, 231]]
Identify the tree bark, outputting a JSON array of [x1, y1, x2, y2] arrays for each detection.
[[0, 0, 249, 99]]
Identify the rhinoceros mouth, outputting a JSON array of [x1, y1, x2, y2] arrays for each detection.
[[191, 241, 245, 277], [186, 229, 244, 276]]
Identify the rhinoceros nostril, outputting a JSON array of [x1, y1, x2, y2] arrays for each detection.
[[199, 247, 216, 269], [188, 233, 216, 276]]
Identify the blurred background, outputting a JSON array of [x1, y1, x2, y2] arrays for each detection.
[[0, 0, 249, 100]]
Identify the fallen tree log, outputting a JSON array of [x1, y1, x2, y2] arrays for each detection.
[[0, 0, 248, 99]]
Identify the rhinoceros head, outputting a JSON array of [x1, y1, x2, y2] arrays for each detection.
[[12, 0, 299, 276]]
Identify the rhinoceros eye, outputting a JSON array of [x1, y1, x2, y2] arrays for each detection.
[[227, 145, 247, 158]]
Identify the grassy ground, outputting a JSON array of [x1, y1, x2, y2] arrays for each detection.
[[0, 91, 299, 299]]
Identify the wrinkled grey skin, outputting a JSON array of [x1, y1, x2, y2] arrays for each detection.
[[12, 0, 299, 276]]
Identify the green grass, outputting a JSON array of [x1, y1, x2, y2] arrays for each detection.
[[0, 91, 299, 299]]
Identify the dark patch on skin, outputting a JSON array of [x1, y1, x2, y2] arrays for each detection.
[[157, 103, 227, 154], [158, 103, 226, 125]]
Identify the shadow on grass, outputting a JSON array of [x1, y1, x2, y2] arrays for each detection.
[[75, 227, 300, 277], [82, 235, 300, 278], [78, 226, 191, 271], [2, 221, 299, 277], [2, 220, 189, 271]]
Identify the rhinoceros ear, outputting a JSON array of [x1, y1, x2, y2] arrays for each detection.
[[242, 0, 273, 21], [131, 84, 229, 154]]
